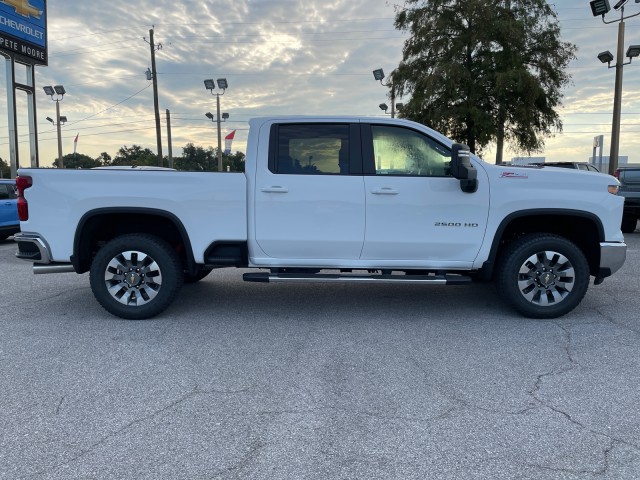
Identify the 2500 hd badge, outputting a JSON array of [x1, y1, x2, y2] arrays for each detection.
[[434, 222, 480, 227]]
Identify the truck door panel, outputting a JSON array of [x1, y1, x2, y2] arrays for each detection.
[[361, 124, 490, 262], [254, 123, 365, 259]]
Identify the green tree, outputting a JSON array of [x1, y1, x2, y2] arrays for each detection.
[[392, 0, 576, 161], [111, 145, 159, 167], [53, 153, 102, 169], [96, 152, 112, 165], [176, 145, 246, 172], [177, 143, 216, 171], [225, 151, 246, 172], [0, 157, 10, 179]]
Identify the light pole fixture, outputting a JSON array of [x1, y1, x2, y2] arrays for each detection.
[[591, 0, 640, 175], [206, 111, 229, 122], [204, 78, 228, 171], [626, 44, 640, 57], [47, 116, 67, 124], [597, 51, 615, 64], [379, 103, 404, 116], [372, 68, 398, 118], [43, 84, 66, 168]]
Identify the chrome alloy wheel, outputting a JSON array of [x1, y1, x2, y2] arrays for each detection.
[[104, 250, 163, 306], [517, 250, 575, 306]]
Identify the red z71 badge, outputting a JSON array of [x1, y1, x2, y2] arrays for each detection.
[[500, 172, 528, 179]]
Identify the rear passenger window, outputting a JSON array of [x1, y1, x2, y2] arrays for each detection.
[[0, 184, 14, 200], [274, 124, 349, 175]]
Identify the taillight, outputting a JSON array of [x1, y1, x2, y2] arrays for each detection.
[[614, 169, 620, 179], [15, 175, 32, 221]]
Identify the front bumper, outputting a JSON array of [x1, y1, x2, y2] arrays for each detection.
[[597, 241, 627, 280]]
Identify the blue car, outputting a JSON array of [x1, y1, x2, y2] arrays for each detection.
[[0, 179, 19, 241]]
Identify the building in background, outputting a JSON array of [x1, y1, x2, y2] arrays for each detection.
[[588, 156, 630, 172]]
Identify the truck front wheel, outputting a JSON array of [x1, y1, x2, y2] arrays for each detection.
[[621, 214, 637, 234], [496, 234, 590, 319], [89, 234, 183, 320]]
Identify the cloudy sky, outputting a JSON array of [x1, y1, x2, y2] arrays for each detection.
[[2, 0, 640, 168]]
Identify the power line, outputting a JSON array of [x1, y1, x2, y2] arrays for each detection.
[[65, 84, 153, 127]]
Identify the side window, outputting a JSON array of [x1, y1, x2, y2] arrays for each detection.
[[625, 170, 640, 182], [0, 185, 11, 200], [371, 126, 450, 177], [577, 164, 588, 171], [275, 124, 349, 175]]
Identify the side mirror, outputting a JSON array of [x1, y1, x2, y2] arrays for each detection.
[[450, 143, 478, 193]]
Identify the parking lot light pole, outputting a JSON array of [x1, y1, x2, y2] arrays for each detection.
[[373, 68, 396, 118], [43, 85, 66, 168], [204, 78, 228, 172], [590, 0, 640, 175]]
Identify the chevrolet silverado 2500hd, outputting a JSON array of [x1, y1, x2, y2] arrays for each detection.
[[14, 116, 627, 319]]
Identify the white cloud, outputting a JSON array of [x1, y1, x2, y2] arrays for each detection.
[[2, 0, 640, 167]]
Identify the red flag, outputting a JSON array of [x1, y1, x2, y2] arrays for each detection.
[[224, 130, 236, 155]]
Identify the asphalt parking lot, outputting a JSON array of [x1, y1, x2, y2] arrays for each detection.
[[1, 233, 639, 480]]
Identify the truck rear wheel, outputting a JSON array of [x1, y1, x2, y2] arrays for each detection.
[[89, 234, 183, 320], [496, 234, 590, 319]]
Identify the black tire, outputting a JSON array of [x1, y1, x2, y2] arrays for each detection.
[[496, 234, 590, 319], [621, 214, 637, 234], [89, 234, 183, 320], [184, 266, 214, 284]]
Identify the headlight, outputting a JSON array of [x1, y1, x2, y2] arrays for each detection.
[[608, 185, 620, 195]]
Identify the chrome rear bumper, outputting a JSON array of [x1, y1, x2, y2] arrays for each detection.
[[14, 232, 76, 274]]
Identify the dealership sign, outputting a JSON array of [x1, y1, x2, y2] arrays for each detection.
[[0, 0, 47, 65]]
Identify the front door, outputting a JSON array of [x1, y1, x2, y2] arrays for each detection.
[[361, 124, 489, 264]]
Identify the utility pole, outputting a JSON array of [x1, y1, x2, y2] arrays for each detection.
[[166, 109, 173, 168], [146, 28, 163, 166], [610, 16, 625, 175]]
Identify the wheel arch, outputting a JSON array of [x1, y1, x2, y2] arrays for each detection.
[[480, 209, 604, 280], [72, 207, 196, 274]]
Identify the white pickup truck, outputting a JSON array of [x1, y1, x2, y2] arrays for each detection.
[[14, 116, 626, 320]]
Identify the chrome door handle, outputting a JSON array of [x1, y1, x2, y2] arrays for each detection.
[[261, 186, 289, 193], [371, 188, 399, 195]]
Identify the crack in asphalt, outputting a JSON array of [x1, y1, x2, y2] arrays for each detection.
[[209, 439, 266, 478], [595, 306, 640, 336], [525, 320, 640, 476], [2, 286, 92, 311], [54, 396, 64, 416], [31, 385, 251, 479], [256, 404, 459, 425], [408, 356, 540, 416]]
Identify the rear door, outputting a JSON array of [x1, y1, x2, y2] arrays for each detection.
[[0, 183, 18, 228], [254, 123, 366, 259]]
